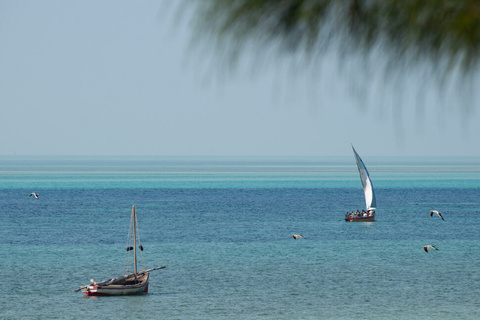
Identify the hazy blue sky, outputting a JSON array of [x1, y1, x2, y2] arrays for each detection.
[[0, 1, 479, 157]]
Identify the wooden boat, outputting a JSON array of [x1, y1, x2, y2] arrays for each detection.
[[345, 145, 376, 222], [73, 205, 166, 296]]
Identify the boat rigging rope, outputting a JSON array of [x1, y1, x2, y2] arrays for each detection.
[[124, 214, 134, 275], [123, 209, 146, 274], [135, 212, 146, 271]]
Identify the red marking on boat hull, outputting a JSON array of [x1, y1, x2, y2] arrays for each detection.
[[85, 291, 111, 297]]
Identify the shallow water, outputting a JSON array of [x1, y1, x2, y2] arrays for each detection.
[[1, 157, 479, 319]]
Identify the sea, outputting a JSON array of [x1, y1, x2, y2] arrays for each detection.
[[1, 156, 480, 319]]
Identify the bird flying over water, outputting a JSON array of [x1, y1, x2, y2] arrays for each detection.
[[430, 210, 444, 220], [423, 245, 439, 253], [292, 234, 304, 239], [30, 193, 39, 199]]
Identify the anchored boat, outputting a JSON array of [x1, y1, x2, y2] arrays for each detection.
[[73, 205, 166, 296], [345, 146, 376, 222]]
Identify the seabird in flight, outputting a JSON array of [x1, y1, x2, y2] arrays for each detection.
[[292, 234, 304, 239], [30, 193, 39, 199], [423, 245, 439, 253], [430, 210, 444, 220]]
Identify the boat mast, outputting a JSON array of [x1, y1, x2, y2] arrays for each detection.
[[132, 205, 137, 275]]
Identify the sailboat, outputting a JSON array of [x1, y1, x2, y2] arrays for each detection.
[[73, 205, 166, 296], [345, 145, 376, 222]]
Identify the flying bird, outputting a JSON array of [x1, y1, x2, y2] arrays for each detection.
[[423, 245, 439, 253], [430, 210, 444, 220], [30, 193, 39, 199], [292, 234, 304, 239]]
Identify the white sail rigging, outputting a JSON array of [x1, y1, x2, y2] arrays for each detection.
[[352, 145, 376, 211]]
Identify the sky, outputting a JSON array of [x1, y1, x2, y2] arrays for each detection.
[[0, 0, 479, 158]]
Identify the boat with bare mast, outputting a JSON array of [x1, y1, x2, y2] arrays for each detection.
[[73, 205, 165, 296]]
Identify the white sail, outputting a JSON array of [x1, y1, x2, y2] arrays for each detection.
[[352, 145, 376, 211]]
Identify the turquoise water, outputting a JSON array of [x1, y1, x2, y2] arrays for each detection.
[[1, 157, 480, 319]]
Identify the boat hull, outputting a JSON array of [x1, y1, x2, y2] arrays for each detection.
[[345, 214, 375, 222], [83, 272, 149, 296]]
